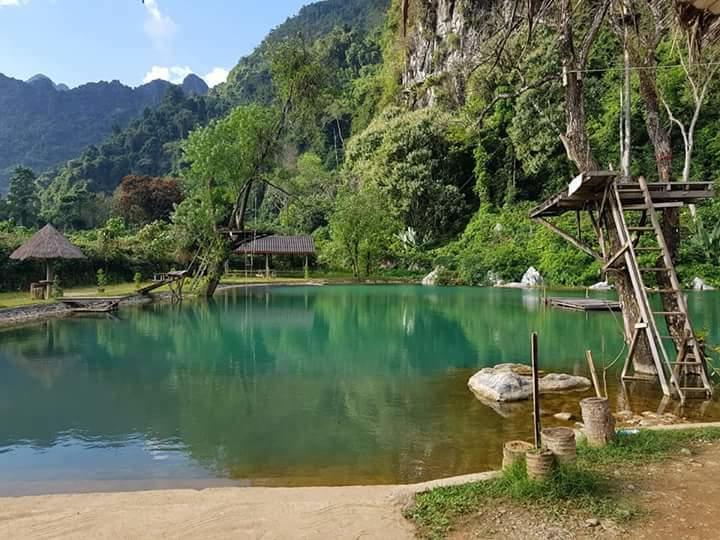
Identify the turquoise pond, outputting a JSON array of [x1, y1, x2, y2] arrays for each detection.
[[1, 285, 719, 495]]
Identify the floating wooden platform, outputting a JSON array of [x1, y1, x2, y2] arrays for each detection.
[[546, 297, 621, 312]]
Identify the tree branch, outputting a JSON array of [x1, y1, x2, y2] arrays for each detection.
[[579, 0, 612, 67]]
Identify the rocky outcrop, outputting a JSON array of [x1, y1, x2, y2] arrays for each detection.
[[521, 267, 543, 287], [468, 363, 591, 402], [589, 281, 612, 290], [422, 268, 440, 286], [402, 0, 502, 107]]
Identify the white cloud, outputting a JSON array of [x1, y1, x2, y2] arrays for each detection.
[[143, 0, 176, 49], [143, 65, 192, 85], [143, 65, 230, 88], [0, 0, 28, 6], [203, 67, 229, 88]]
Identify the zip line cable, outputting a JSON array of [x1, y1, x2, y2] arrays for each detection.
[[566, 60, 720, 74]]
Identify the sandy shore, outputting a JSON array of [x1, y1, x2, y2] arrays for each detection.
[[0, 472, 498, 539]]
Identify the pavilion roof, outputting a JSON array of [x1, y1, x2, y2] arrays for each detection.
[[236, 235, 316, 256], [9, 224, 86, 261]]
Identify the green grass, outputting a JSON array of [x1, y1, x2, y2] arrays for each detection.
[[0, 282, 166, 309], [578, 427, 720, 467], [408, 427, 720, 539]]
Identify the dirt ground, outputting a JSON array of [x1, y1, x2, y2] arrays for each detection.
[[450, 440, 720, 540]]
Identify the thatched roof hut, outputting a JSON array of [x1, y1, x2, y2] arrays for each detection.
[[10, 224, 86, 262], [10, 224, 86, 299]]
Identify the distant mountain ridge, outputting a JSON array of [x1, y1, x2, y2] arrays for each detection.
[[0, 72, 208, 191]]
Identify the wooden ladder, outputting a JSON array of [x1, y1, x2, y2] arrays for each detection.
[[606, 177, 712, 401]]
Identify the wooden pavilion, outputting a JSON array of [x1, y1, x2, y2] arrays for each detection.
[[531, 172, 714, 401], [10, 224, 86, 300], [235, 235, 316, 278]]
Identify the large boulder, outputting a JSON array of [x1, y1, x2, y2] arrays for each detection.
[[468, 363, 591, 402], [692, 277, 716, 291], [521, 267, 544, 287]]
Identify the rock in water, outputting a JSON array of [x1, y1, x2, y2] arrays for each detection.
[[521, 267, 543, 287], [422, 268, 439, 286], [589, 281, 612, 290], [692, 277, 716, 291], [468, 363, 591, 402]]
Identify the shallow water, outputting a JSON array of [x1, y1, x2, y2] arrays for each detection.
[[1, 285, 719, 495]]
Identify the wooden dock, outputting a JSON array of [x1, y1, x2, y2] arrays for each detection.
[[546, 297, 621, 312]]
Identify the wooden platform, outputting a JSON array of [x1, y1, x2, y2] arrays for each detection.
[[546, 297, 621, 312], [530, 172, 714, 218], [61, 297, 122, 313]]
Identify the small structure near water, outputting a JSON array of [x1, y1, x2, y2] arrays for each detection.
[[236, 235, 315, 277], [545, 297, 621, 312], [9, 224, 86, 300]]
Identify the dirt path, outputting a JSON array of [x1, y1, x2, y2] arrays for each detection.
[[0, 486, 415, 540], [450, 441, 720, 540]]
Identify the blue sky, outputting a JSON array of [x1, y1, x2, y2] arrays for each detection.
[[0, 0, 311, 88]]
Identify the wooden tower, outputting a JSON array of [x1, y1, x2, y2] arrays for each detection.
[[531, 172, 714, 401]]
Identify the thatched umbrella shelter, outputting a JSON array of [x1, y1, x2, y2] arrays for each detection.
[[10, 224, 86, 299]]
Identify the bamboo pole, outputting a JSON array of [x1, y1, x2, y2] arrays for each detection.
[[531, 332, 541, 448], [586, 350, 603, 398]]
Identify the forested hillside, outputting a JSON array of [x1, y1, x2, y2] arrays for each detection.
[[0, 73, 208, 192], [2, 0, 720, 293]]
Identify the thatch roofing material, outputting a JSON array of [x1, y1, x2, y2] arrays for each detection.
[[236, 235, 316, 256], [10, 224, 87, 261]]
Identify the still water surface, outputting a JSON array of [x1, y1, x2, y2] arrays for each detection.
[[1, 285, 719, 495]]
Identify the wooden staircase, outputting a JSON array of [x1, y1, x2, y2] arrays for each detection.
[[606, 177, 712, 402]]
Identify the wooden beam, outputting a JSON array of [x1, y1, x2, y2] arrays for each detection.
[[534, 217, 603, 261]]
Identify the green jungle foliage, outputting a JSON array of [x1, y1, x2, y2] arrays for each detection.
[[2, 0, 720, 292]]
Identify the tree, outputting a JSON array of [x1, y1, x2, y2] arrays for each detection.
[[6, 166, 39, 227], [278, 153, 339, 233], [39, 173, 93, 230], [343, 107, 476, 244], [113, 175, 183, 225], [326, 186, 399, 279], [177, 37, 329, 297]]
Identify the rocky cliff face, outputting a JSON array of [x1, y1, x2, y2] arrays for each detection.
[[402, 0, 501, 107]]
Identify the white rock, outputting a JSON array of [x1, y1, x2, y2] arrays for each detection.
[[589, 281, 612, 290], [554, 412, 574, 421], [422, 268, 439, 286], [468, 363, 591, 402], [692, 277, 716, 291], [521, 267, 544, 287]]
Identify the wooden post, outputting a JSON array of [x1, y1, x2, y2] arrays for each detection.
[[45, 261, 53, 300], [265, 254, 270, 278], [586, 350, 603, 398], [304, 256, 309, 279], [531, 332, 541, 449]]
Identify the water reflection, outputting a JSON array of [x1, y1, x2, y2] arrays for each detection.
[[0, 285, 718, 494]]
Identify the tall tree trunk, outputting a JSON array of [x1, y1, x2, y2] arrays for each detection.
[[635, 66, 685, 343], [559, 0, 655, 374]]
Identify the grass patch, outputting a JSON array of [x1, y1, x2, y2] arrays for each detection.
[[408, 462, 635, 539], [578, 427, 720, 467], [409, 428, 720, 539]]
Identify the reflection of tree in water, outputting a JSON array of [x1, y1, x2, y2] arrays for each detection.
[[1, 287, 719, 484]]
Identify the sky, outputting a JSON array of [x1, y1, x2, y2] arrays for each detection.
[[0, 0, 312, 88]]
